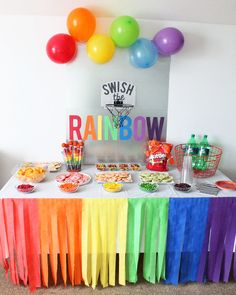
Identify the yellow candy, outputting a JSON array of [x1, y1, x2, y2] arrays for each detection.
[[103, 182, 123, 192]]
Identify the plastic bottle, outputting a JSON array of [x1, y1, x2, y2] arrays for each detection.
[[185, 134, 198, 168], [195, 135, 210, 171]]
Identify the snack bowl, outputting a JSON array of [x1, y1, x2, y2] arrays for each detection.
[[139, 182, 159, 193], [174, 183, 192, 192], [58, 182, 79, 193], [107, 164, 118, 171], [16, 183, 36, 193], [17, 166, 47, 183], [103, 182, 123, 193], [130, 163, 141, 171], [119, 164, 129, 171], [96, 163, 107, 171]]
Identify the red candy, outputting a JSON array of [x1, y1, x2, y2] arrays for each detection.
[[17, 184, 34, 193]]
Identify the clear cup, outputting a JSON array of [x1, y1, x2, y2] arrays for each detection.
[[180, 155, 194, 185]]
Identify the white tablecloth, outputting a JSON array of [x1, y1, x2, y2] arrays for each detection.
[[1, 165, 236, 199]]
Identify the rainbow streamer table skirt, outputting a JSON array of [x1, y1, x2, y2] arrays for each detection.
[[1, 197, 236, 291]]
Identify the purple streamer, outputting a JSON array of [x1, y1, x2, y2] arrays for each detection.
[[223, 201, 236, 282], [234, 251, 236, 281], [197, 200, 213, 282], [198, 198, 236, 283]]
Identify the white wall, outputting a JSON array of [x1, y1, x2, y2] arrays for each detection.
[[166, 21, 236, 181], [0, 15, 235, 187]]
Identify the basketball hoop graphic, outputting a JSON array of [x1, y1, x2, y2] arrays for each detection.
[[101, 81, 135, 128], [106, 102, 134, 128]]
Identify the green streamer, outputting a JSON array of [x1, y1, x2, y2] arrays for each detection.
[[126, 198, 169, 283], [126, 198, 146, 283], [143, 198, 169, 283]]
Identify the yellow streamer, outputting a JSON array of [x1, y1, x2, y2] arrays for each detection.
[[82, 198, 128, 288]]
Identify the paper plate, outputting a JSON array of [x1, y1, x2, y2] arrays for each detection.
[[215, 180, 236, 190]]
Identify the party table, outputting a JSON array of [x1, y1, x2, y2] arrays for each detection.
[[0, 166, 236, 291]]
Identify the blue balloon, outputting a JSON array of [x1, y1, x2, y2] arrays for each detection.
[[129, 38, 158, 68]]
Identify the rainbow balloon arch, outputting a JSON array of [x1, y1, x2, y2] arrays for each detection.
[[0, 197, 236, 291], [46, 7, 184, 67]]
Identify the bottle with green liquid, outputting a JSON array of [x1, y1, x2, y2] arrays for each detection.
[[195, 135, 210, 171], [185, 134, 198, 168]]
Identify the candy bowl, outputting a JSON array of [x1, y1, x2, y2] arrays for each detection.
[[16, 184, 36, 193], [58, 182, 79, 193], [139, 182, 159, 193], [174, 183, 192, 192], [103, 182, 123, 193]]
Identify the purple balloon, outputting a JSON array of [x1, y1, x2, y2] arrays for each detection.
[[153, 27, 184, 56]]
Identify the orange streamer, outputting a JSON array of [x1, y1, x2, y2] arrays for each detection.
[[39, 199, 82, 287], [48, 199, 59, 285], [57, 199, 67, 286], [66, 199, 82, 286], [39, 199, 49, 287]]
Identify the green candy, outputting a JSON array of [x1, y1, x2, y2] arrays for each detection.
[[139, 182, 158, 192]]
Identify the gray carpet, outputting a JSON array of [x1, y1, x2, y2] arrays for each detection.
[[1, 268, 236, 295]]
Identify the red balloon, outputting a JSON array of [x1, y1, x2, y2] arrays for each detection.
[[46, 33, 77, 64]]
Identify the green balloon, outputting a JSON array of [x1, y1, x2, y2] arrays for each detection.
[[110, 16, 140, 48]]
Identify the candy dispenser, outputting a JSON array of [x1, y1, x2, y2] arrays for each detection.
[[61, 141, 84, 172]]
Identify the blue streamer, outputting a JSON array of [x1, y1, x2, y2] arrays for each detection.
[[165, 198, 209, 285]]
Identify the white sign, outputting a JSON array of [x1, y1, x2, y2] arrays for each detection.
[[101, 80, 136, 107]]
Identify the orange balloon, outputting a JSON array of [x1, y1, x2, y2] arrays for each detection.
[[67, 8, 96, 43]]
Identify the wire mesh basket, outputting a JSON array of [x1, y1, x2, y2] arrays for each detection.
[[174, 144, 223, 178]]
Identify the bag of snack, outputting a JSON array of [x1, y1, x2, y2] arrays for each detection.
[[145, 140, 174, 171]]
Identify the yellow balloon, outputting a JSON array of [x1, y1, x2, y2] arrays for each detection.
[[87, 34, 115, 64]]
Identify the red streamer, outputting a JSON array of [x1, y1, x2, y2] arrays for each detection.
[[23, 199, 41, 291], [0, 200, 9, 276], [3, 199, 19, 284], [13, 199, 28, 285]]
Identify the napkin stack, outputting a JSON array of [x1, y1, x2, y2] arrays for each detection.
[[195, 183, 221, 196]]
